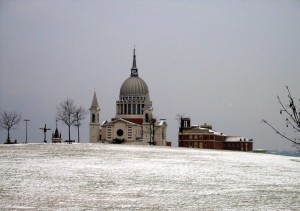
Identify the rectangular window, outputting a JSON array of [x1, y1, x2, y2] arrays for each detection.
[[137, 104, 141, 114], [133, 104, 136, 115], [107, 127, 112, 140], [128, 126, 133, 140], [117, 104, 119, 115], [128, 104, 131, 114]]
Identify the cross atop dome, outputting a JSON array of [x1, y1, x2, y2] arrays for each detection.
[[131, 48, 138, 77]]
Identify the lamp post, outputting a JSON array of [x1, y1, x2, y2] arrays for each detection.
[[24, 119, 30, 143], [145, 108, 151, 145]]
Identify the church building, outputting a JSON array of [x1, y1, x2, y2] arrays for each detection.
[[89, 49, 168, 146]]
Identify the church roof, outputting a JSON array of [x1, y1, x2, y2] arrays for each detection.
[[156, 119, 168, 127], [120, 49, 149, 96], [120, 77, 149, 96], [105, 118, 141, 126], [110, 117, 144, 125], [225, 136, 252, 142], [91, 91, 99, 109]]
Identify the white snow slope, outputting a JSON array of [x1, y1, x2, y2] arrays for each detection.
[[0, 144, 299, 210]]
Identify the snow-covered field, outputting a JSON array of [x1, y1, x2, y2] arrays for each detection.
[[0, 144, 299, 210]]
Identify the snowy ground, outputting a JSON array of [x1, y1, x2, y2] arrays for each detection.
[[0, 144, 299, 210]]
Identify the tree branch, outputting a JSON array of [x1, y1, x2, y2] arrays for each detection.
[[262, 119, 300, 145]]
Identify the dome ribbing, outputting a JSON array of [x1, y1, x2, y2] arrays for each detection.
[[120, 77, 149, 96]]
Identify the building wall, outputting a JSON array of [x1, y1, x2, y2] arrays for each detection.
[[98, 120, 167, 146], [179, 139, 253, 151], [89, 123, 100, 143], [101, 121, 146, 143], [224, 141, 253, 151], [154, 127, 164, 146]]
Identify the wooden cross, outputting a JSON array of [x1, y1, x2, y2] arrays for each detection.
[[39, 124, 51, 143]]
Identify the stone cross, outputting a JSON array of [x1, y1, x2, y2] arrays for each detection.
[[39, 124, 51, 143]]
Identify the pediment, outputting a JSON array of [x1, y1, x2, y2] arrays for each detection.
[[105, 118, 139, 126]]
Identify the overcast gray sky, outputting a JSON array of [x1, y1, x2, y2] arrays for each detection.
[[1, 0, 300, 150]]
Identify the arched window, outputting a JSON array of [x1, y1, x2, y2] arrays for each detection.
[[145, 113, 149, 123], [92, 114, 95, 123]]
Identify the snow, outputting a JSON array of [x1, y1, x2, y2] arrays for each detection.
[[0, 144, 299, 210]]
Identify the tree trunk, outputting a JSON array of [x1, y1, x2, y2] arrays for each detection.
[[68, 125, 71, 141], [77, 126, 80, 143], [7, 128, 10, 143]]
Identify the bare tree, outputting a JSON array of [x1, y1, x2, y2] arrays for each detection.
[[262, 86, 300, 149], [176, 113, 187, 127], [57, 99, 76, 142], [143, 118, 157, 145], [0, 110, 22, 144], [73, 106, 87, 143]]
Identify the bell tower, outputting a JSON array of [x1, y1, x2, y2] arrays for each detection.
[[143, 94, 153, 123], [142, 94, 154, 144], [89, 91, 100, 142]]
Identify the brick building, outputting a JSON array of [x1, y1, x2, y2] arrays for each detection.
[[178, 118, 253, 151]]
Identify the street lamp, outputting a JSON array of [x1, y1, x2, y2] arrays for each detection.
[[24, 119, 30, 143]]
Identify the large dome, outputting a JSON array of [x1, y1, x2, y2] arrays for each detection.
[[116, 49, 152, 118], [120, 76, 149, 96]]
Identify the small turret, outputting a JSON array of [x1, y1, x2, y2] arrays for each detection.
[[52, 120, 62, 143], [180, 118, 191, 131]]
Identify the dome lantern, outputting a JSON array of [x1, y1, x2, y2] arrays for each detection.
[[131, 48, 138, 77]]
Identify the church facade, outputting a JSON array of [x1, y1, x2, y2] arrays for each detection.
[[89, 50, 168, 146]]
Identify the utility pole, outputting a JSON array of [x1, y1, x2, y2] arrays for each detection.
[[151, 119, 155, 145], [24, 119, 30, 143]]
